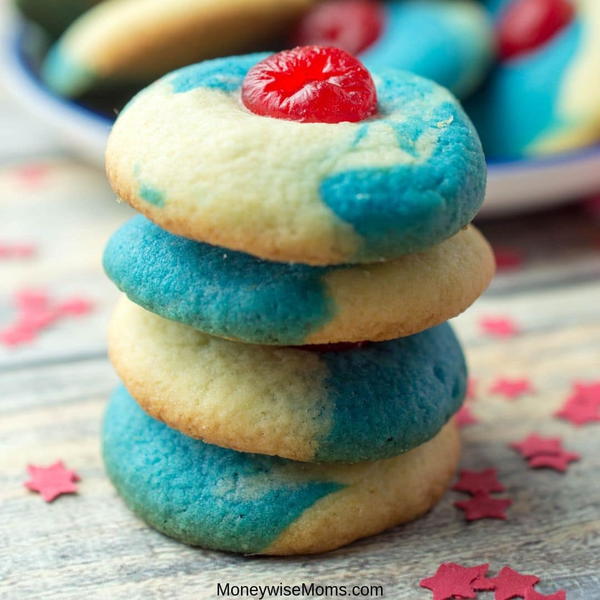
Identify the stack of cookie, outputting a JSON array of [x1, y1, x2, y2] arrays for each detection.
[[101, 46, 494, 555]]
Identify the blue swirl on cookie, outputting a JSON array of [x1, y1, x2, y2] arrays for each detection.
[[361, 0, 493, 98], [314, 324, 466, 461], [109, 297, 467, 462], [103, 386, 342, 554], [105, 216, 333, 345], [103, 385, 460, 553], [103, 216, 493, 345], [106, 53, 487, 265]]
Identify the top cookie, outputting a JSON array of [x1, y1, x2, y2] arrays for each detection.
[[106, 51, 487, 265]]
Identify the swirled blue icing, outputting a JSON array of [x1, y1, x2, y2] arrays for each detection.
[[103, 386, 343, 553]]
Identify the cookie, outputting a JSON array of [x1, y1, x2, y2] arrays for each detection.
[[108, 297, 466, 463], [14, 0, 101, 38], [104, 216, 494, 345], [103, 385, 461, 555], [41, 0, 315, 97], [468, 0, 600, 158], [295, 0, 493, 98], [106, 53, 486, 265]]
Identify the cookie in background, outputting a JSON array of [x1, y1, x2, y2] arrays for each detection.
[[13, 0, 103, 38], [40, 0, 316, 97], [468, 0, 600, 159], [292, 0, 494, 98]]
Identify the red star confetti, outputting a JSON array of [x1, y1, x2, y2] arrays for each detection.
[[455, 405, 479, 428], [555, 393, 600, 426], [472, 574, 496, 592], [490, 377, 534, 400], [24, 461, 79, 502], [479, 316, 520, 338], [0, 324, 37, 346], [466, 378, 478, 401], [572, 381, 600, 403], [455, 492, 512, 521], [494, 247, 524, 272], [481, 567, 539, 600], [453, 468, 505, 496], [13, 163, 50, 188], [420, 562, 489, 600], [0, 242, 36, 259], [510, 433, 563, 459], [524, 589, 567, 599], [0, 289, 94, 348], [57, 297, 94, 316], [15, 288, 50, 312], [528, 451, 580, 473]]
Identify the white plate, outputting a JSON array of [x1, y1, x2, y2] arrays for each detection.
[[2, 8, 600, 215]]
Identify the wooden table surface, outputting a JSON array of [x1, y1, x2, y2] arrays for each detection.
[[1, 151, 599, 600]]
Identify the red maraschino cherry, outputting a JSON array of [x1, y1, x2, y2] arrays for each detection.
[[498, 0, 575, 60], [241, 46, 378, 123], [292, 0, 384, 56]]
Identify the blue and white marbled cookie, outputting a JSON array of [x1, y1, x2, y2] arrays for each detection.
[[361, 0, 493, 98], [41, 0, 315, 97], [103, 385, 460, 555], [468, 0, 600, 159], [108, 297, 466, 463], [103, 216, 494, 345], [106, 54, 487, 265], [14, 0, 102, 38]]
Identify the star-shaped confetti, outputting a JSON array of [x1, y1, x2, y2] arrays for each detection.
[[13, 163, 50, 188], [573, 380, 600, 400], [555, 393, 600, 426], [455, 493, 512, 521], [453, 469, 505, 496], [524, 588, 567, 599], [0, 242, 36, 259], [479, 316, 520, 338], [480, 567, 539, 600], [57, 297, 94, 316], [456, 405, 479, 428], [511, 433, 580, 473], [1, 289, 94, 348], [419, 563, 489, 600], [490, 377, 534, 400], [15, 288, 50, 312], [510, 434, 563, 459], [0, 325, 37, 346], [466, 378, 478, 401], [24, 461, 79, 502], [494, 247, 524, 272], [528, 451, 580, 473]]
